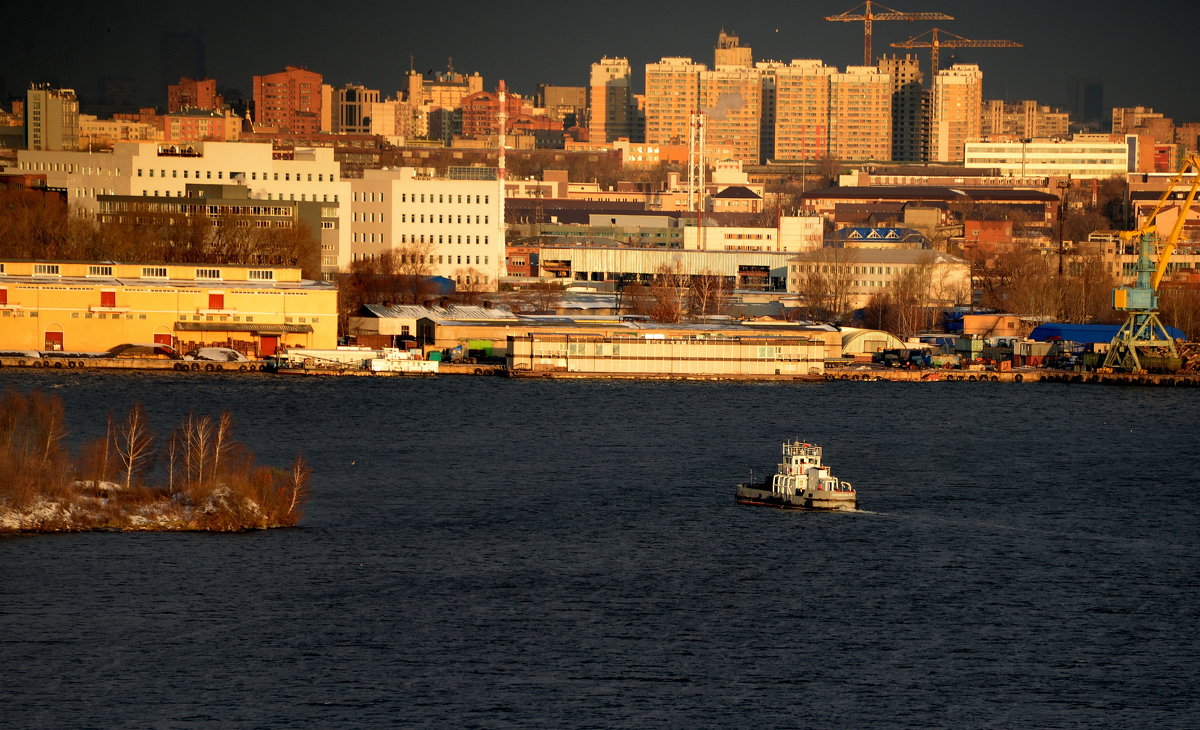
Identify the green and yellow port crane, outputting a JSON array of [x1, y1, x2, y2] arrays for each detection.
[[1103, 154, 1200, 372]]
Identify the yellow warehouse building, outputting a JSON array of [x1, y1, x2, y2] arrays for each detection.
[[0, 260, 337, 355]]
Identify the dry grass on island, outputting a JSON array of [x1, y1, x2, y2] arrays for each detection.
[[0, 389, 309, 532]]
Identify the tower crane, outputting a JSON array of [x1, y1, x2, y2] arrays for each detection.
[[825, 2, 954, 67], [1102, 153, 1200, 372], [889, 27, 1022, 77]]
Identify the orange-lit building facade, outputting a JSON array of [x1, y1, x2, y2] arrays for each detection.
[[771, 61, 834, 161], [588, 57, 635, 143], [161, 109, 242, 143], [167, 77, 224, 112], [930, 64, 983, 163], [252, 66, 323, 135], [644, 57, 705, 145], [700, 67, 762, 164], [828, 66, 891, 161]]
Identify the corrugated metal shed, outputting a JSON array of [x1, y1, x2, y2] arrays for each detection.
[[1029, 323, 1186, 343], [363, 304, 518, 321]]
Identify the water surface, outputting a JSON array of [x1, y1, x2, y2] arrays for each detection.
[[2, 371, 1197, 727]]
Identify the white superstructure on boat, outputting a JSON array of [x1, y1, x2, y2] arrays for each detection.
[[736, 440, 857, 511]]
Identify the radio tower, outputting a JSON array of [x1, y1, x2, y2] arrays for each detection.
[[687, 112, 706, 212], [497, 80, 507, 182]]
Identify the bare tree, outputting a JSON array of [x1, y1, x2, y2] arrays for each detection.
[[1160, 286, 1200, 340], [453, 267, 489, 305], [113, 403, 155, 490], [623, 282, 654, 318], [650, 262, 688, 323], [688, 270, 733, 317], [286, 455, 311, 519], [795, 247, 855, 323]]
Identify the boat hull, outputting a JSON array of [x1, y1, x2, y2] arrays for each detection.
[[735, 484, 857, 511]]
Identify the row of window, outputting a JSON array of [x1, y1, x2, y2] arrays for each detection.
[[352, 253, 490, 267], [137, 169, 333, 183], [136, 189, 340, 203], [791, 264, 897, 275], [25, 264, 274, 281], [351, 191, 492, 205]]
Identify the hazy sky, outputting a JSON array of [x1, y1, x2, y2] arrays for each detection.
[[5, 0, 1198, 121]]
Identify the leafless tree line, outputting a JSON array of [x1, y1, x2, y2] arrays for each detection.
[[0, 390, 309, 531], [0, 190, 322, 279]]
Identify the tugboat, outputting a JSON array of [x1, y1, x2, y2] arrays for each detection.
[[736, 440, 857, 511]]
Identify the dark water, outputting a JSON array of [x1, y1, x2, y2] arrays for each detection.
[[2, 370, 1198, 728]]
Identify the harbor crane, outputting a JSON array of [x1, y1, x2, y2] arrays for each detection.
[[889, 27, 1022, 77], [825, 2, 954, 66], [1102, 153, 1200, 372]]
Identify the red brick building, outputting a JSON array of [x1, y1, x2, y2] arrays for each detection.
[[252, 66, 322, 135], [162, 109, 242, 143], [167, 77, 224, 112]]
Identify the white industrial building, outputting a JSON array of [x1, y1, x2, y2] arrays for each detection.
[[963, 135, 1136, 179], [349, 167, 506, 288], [682, 216, 824, 252], [15, 142, 353, 273]]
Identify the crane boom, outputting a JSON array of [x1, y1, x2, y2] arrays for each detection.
[[826, 2, 954, 66], [890, 27, 1022, 77]]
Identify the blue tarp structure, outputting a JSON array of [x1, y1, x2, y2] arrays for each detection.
[[1029, 323, 1186, 344], [428, 276, 455, 295]]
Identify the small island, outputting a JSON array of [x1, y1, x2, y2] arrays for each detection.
[[0, 389, 309, 533]]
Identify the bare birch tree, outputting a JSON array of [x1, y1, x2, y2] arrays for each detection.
[[796, 247, 855, 323], [650, 262, 689, 323], [688, 270, 733, 317], [114, 403, 155, 490]]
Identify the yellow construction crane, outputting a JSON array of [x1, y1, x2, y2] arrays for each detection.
[[825, 2, 954, 67], [889, 27, 1022, 77], [1103, 153, 1200, 371]]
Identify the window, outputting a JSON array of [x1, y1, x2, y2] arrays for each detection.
[[196, 268, 221, 280], [141, 266, 168, 278], [34, 264, 60, 276], [88, 265, 113, 277], [248, 270, 274, 281]]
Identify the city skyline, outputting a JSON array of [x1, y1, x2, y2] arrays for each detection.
[[5, 0, 1199, 121]]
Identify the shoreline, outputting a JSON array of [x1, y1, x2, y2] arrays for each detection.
[[3, 355, 1198, 386]]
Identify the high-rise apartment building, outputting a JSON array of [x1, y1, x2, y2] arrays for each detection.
[[700, 67, 762, 164], [877, 55, 923, 162], [645, 57, 706, 145], [929, 64, 983, 162], [536, 85, 587, 126], [322, 84, 380, 134], [168, 77, 223, 113], [829, 66, 892, 161], [25, 84, 79, 151], [714, 30, 753, 68], [770, 61, 889, 162], [1111, 106, 1175, 144], [1112, 106, 1162, 133], [1068, 78, 1105, 130], [252, 66, 323, 134], [588, 58, 634, 143], [982, 100, 1070, 140], [404, 69, 484, 110], [770, 61, 834, 161]]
